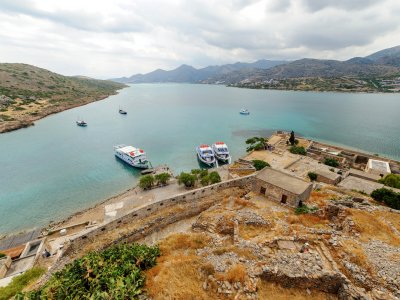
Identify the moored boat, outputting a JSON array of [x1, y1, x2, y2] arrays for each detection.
[[114, 144, 149, 169], [196, 144, 217, 167], [76, 120, 87, 127], [119, 107, 127, 114], [212, 141, 231, 163], [239, 108, 250, 115]]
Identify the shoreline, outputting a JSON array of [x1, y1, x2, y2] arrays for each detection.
[[0, 88, 125, 134], [1, 132, 399, 240]]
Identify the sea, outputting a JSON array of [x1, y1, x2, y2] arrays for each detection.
[[0, 84, 399, 235]]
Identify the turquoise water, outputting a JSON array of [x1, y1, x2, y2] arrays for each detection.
[[0, 84, 399, 235]]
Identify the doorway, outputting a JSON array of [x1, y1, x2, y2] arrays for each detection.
[[260, 186, 266, 195], [281, 194, 287, 204]]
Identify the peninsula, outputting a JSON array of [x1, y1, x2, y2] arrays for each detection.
[[0, 63, 126, 133]]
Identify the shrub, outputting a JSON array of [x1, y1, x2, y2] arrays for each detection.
[[0, 252, 5, 258], [371, 188, 400, 210], [200, 176, 210, 186], [324, 158, 339, 167], [139, 174, 155, 190], [295, 204, 318, 215], [252, 160, 270, 171], [379, 174, 400, 189], [209, 171, 221, 184], [19, 244, 160, 299], [245, 137, 267, 152], [0, 267, 45, 300], [307, 172, 317, 181], [289, 131, 295, 146], [178, 172, 196, 188], [289, 146, 306, 155], [155, 172, 171, 186]]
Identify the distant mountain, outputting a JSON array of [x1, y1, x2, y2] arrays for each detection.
[[365, 45, 400, 68], [111, 60, 287, 83]]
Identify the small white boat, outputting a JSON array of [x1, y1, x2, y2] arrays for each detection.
[[239, 109, 250, 115], [76, 120, 87, 127], [196, 144, 217, 167], [119, 107, 127, 114], [114, 144, 149, 169], [212, 142, 231, 163]]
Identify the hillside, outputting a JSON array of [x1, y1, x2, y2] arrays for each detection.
[[365, 45, 400, 67], [112, 59, 287, 83], [0, 63, 126, 133]]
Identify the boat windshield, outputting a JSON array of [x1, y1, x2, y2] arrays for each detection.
[[201, 150, 213, 155], [217, 147, 228, 152]]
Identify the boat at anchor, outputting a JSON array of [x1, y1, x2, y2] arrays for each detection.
[[114, 144, 150, 169], [196, 144, 217, 167]]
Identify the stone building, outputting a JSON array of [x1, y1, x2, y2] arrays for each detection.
[[365, 159, 391, 176], [253, 168, 313, 207], [314, 169, 342, 185]]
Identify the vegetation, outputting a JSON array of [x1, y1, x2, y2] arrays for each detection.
[[379, 174, 400, 189], [0, 252, 5, 258], [208, 171, 221, 184], [295, 204, 318, 215], [178, 172, 197, 188], [139, 174, 155, 190], [155, 172, 171, 186], [252, 160, 270, 171], [371, 188, 400, 210], [289, 145, 307, 155], [245, 137, 267, 152], [307, 172, 317, 181], [289, 131, 295, 146], [324, 157, 339, 167], [0, 267, 45, 300], [19, 244, 160, 299]]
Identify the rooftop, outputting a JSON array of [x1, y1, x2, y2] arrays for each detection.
[[314, 168, 341, 180], [366, 159, 391, 173], [256, 168, 312, 195]]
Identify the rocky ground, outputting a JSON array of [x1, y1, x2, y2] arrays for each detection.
[[144, 186, 400, 299]]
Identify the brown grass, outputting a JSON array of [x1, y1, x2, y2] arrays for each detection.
[[239, 224, 272, 240], [234, 197, 257, 208], [309, 190, 339, 207], [258, 281, 337, 300], [226, 264, 247, 283], [212, 245, 257, 260], [287, 214, 329, 228], [340, 240, 375, 276], [349, 209, 400, 246], [159, 232, 211, 256]]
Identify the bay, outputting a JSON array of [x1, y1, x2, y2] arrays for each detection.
[[0, 84, 399, 235]]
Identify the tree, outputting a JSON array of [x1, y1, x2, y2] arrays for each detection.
[[155, 173, 171, 186], [200, 176, 210, 186], [139, 175, 154, 190], [252, 160, 270, 171], [371, 188, 400, 210], [245, 137, 267, 152], [379, 174, 400, 189], [308, 172, 317, 181], [178, 172, 196, 188], [289, 146, 306, 155], [209, 171, 221, 184], [289, 131, 295, 146], [324, 158, 339, 168]]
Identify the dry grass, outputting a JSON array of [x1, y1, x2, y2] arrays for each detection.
[[226, 264, 247, 283], [239, 224, 271, 240], [349, 209, 400, 246], [287, 214, 329, 228], [375, 211, 400, 233], [257, 281, 338, 300], [340, 240, 375, 276], [309, 189, 339, 208], [212, 245, 257, 260], [159, 233, 211, 256], [234, 197, 257, 208]]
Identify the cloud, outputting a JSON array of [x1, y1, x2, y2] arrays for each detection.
[[0, 0, 399, 77]]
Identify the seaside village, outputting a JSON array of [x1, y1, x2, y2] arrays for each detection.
[[1, 131, 400, 299]]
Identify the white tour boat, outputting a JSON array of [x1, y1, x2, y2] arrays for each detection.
[[239, 108, 250, 115], [196, 144, 217, 167], [114, 144, 149, 169], [212, 142, 231, 163]]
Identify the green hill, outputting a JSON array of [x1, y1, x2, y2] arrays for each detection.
[[0, 63, 126, 133]]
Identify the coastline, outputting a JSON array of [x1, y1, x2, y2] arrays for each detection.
[[0, 88, 125, 134]]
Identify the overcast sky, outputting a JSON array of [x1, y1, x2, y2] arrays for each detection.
[[0, 0, 399, 78]]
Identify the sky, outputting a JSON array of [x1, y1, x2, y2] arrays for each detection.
[[0, 0, 399, 78]]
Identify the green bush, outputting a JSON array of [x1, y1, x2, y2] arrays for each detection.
[[289, 146, 306, 155], [245, 137, 267, 152], [200, 176, 210, 186], [324, 158, 339, 167], [178, 172, 196, 188], [139, 174, 154, 190], [295, 204, 318, 215], [0, 267, 45, 300], [0, 252, 5, 258], [19, 244, 160, 299], [209, 171, 221, 184], [307, 172, 317, 181], [155, 172, 171, 186], [252, 160, 270, 171], [371, 188, 400, 210], [379, 174, 400, 189]]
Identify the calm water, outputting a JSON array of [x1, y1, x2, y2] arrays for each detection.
[[0, 84, 399, 235]]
